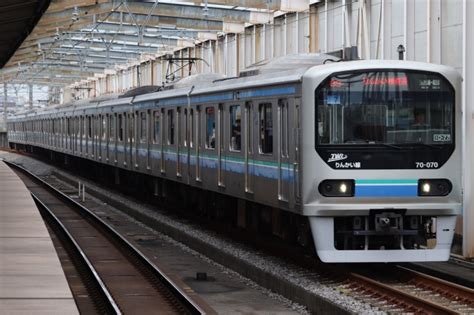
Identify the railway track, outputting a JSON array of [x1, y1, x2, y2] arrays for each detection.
[[343, 265, 474, 314], [7, 161, 207, 315], [4, 155, 474, 314]]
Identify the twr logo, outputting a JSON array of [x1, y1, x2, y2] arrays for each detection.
[[328, 153, 348, 163]]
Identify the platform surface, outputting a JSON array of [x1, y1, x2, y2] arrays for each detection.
[[0, 161, 78, 314]]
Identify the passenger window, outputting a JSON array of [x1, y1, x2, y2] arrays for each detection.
[[153, 111, 160, 144], [205, 107, 215, 149], [229, 105, 241, 151], [118, 114, 124, 141], [140, 112, 147, 142], [259, 103, 273, 154], [168, 110, 175, 145]]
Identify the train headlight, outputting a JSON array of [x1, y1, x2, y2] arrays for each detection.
[[319, 180, 354, 197], [418, 179, 452, 196]]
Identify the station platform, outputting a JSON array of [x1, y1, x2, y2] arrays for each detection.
[[0, 161, 78, 314]]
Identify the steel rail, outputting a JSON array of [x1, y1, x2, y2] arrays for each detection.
[[349, 272, 467, 314], [6, 160, 206, 315], [31, 191, 122, 315]]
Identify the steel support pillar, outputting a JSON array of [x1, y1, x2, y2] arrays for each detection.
[[463, 0, 474, 258]]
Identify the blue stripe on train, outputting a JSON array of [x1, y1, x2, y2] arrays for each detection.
[[355, 185, 418, 197]]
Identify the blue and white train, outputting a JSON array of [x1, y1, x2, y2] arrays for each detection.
[[8, 54, 462, 262]]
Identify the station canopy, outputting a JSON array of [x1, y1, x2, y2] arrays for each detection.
[[0, 0, 289, 87]]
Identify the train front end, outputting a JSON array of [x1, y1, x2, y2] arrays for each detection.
[[301, 60, 462, 263]]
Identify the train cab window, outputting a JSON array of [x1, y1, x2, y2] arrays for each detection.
[[140, 112, 147, 143], [259, 103, 273, 154], [118, 114, 124, 141], [229, 105, 241, 151], [205, 107, 215, 149], [168, 110, 175, 145], [153, 111, 160, 144]]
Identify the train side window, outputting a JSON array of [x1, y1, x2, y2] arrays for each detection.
[[140, 111, 147, 143], [205, 107, 215, 149], [153, 111, 160, 144], [259, 103, 273, 154], [118, 114, 124, 141], [168, 109, 175, 145], [229, 105, 241, 151]]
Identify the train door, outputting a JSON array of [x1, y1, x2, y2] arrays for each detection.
[[105, 114, 110, 162], [85, 116, 89, 157], [278, 99, 290, 202], [195, 106, 201, 182], [129, 113, 135, 168], [91, 116, 95, 158], [217, 103, 225, 187], [123, 113, 130, 167], [97, 115, 101, 160], [293, 98, 301, 205], [165, 109, 175, 175], [160, 108, 165, 174], [176, 107, 182, 177], [146, 110, 151, 171], [134, 111, 140, 169], [244, 101, 254, 193], [187, 108, 196, 182]]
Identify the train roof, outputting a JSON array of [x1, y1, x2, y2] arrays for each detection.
[[13, 53, 340, 119]]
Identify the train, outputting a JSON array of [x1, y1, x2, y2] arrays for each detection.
[[7, 54, 462, 262]]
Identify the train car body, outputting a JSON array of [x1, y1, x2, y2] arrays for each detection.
[[8, 54, 462, 262]]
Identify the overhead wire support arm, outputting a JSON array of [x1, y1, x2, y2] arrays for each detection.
[[165, 57, 210, 83]]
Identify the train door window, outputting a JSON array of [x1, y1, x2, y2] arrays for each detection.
[[140, 111, 147, 143], [183, 108, 188, 147], [118, 114, 124, 141], [167, 109, 175, 145], [87, 116, 92, 138], [279, 99, 289, 158], [229, 105, 241, 151], [205, 107, 215, 149], [153, 111, 160, 144], [190, 109, 194, 148], [102, 116, 107, 140], [129, 114, 135, 143], [177, 107, 182, 146], [109, 114, 115, 141], [259, 103, 273, 154]]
